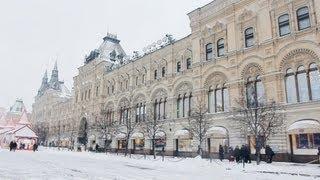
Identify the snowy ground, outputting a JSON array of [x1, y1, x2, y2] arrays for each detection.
[[0, 147, 319, 180]]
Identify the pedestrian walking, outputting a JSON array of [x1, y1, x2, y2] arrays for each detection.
[[234, 145, 241, 163], [9, 141, 14, 151], [95, 144, 99, 153], [240, 145, 246, 167], [219, 145, 224, 161], [12, 141, 17, 151], [228, 146, 234, 162], [33, 143, 38, 152], [265, 145, 275, 163]]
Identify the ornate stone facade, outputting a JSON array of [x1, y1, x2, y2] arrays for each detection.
[[32, 0, 320, 162]]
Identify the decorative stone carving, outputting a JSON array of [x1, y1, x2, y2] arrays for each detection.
[[176, 82, 193, 95], [152, 88, 168, 99], [238, 9, 255, 22], [280, 49, 320, 72], [204, 72, 227, 88], [241, 63, 263, 79], [212, 21, 225, 32]]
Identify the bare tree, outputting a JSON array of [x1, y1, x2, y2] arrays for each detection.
[[184, 96, 210, 157], [113, 108, 140, 156], [96, 109, 117, 152], [232, 97, 285, 165], [33, 122, 49, 145], [66, 122, 77, 150], [141, 109, 165, 159]]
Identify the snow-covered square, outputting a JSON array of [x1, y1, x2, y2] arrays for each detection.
[[0, 148, 319, 180]]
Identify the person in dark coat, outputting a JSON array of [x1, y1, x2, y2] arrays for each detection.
[[219, 145, 224, 161], [234, 145, 241, 163], [265, 145, 275, 163], [12, 141, 17, 151], [9, 141, 14, 151], [95, 144, 99, 152], [228, 146, 234, 162], [33, 143, 38, 152], [240, 145, 245, 163]]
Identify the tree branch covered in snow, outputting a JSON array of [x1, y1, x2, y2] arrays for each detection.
[[141, 108, 165, 159], [185, 96, 210, 157], [231, 96, 285, 164]]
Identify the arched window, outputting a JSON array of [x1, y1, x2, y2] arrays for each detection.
[[309, 63, 320, 100], [177, 95, 182, 118], [154, 70, 158, 80], [244, 27, 254, 48], [206, 43, 213, 60], [154, 98, 167, 120], [208, 84, 229, 113], [278, 14, 290, 36], [297, 7, 311, 30], [177, 94, 191, 118], [177, 61, 181, 72], [142, 74, 145, 84], [135, 103, 145, 123], [297, 66, 309, 102], [246, 75, 265, 107], [285, 64, 320, 103], [135, 76, 139, 86], [217, 38, 225, 57], [285, 69, 297, 103], [186, 58, 192, 69], [162, 67, 166, 77]]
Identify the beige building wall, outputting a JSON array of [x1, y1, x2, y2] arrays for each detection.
[[32, 0, 320, 162]]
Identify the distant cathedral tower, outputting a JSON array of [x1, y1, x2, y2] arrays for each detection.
[[37, 70, 48, 96], [49, 61, 60, 90]]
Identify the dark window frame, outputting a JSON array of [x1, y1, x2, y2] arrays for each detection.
[[278, 14, 290, 36], [297, 6, 311, 31], [244, 27, 254, 48]]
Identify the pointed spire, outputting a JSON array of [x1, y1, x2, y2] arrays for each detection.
[[18, 110, 31, 126], [54, 60, 58, 71], [49, 61, 60, 90], [42, 70, 48, 82]]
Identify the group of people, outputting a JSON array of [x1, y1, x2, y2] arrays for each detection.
[[218, 144, 275, 164], [9, 141, 38, 152], [9, 141, 18, 151]]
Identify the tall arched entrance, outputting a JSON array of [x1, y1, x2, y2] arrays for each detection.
[[78, 117, 88, 146]]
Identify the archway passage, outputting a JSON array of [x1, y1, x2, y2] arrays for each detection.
[[78, 117, 88, 146]]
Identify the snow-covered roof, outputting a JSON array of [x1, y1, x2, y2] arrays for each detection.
[[131, 132, 144, 139], [155, 131, 166, 139], [85, 33, 126, 65], [59, 84, 71, 98], [13, 125, 38, 138], [9, 99, 26, 114], [0, 127, 14, 134], [207, 126, 228, 138], [18, 111, 31, 125], [115, 133, 126, 140], [174, 129, 190, 139], [287, 120, 320, 134]]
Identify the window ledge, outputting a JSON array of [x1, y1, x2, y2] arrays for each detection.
[[285, 100, 320, 107]]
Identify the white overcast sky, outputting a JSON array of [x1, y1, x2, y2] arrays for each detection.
[[0, 0, 212, 111]]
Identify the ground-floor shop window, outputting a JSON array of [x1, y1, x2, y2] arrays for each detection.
[[178, 139, 192, 151], [118, 140, 126, 149], [296, 133, 320, 149], [154, 139, 166, 148], [208, 138, 228, 153], [133, 139, 145, 150]]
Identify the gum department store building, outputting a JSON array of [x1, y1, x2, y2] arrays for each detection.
[[31, 0, 320, 162]]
